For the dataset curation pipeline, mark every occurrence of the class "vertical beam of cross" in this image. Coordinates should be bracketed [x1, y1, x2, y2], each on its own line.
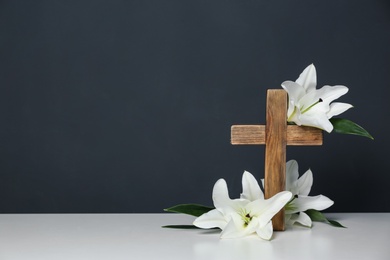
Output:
[231, 89, 323, 231]
[264, 90, 287, 230]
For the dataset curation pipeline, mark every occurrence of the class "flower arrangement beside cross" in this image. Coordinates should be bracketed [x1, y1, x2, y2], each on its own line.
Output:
[163, 64, 372, 240]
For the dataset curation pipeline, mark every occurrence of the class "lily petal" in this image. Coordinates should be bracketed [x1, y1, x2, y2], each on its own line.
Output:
[285, 213, 294, 226]
[255, 221, 273, 240]
[220, 213, 253, 239]
[281, 81, 306, 118]
[320, 85, 349, 104]
[296, 169, 313, 196]
[288, 212, 312, 227]
[327, 102, 353, 118]
[286, 160, 299, 195]
[212, 180, 247, 216]
[287, 104, 303, 125]
[295, 64, 317, 93]
[281, 81, 307, 103]
[288, 195, 334, 213]
[298, 111, 334, 133]
[245, 215, 261, 236]
[240, 171, 264, 201]
[193, 209, 227, 229]
[248, 191, 292, 226]
[301, 85, 349, 107]
[212, 179, 232, 210]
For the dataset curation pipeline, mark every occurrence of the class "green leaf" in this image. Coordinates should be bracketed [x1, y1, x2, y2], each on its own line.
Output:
[164, 204, 214, 217]
[305, 209, 327, 222]
[330, 118, 374, 140]
[305, 209, 346, 228]
[327, 219, 346, 228]
[162, 225, 202, 229]
[162, 225, 220, 230]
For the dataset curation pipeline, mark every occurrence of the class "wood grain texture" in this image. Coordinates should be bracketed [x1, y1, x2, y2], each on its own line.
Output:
[287, 125, 323, 145]
[231, 125, 322, 145]
[231, 125, 266, 144]
[264, 89, 287, 231]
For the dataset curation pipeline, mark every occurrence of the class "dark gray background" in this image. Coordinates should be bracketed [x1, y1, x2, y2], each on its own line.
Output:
[0, 1, 389, 213]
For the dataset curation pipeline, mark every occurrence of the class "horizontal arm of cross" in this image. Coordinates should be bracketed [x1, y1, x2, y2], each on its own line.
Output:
[231, 125, 323, 145]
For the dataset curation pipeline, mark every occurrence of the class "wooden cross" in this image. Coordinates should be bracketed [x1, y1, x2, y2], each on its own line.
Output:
[231, 89, 323, 231]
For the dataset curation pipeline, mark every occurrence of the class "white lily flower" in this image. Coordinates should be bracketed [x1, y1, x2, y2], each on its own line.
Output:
[284, 160, 334, 227]
[281, 64, 353, 133]
[193, 171, 292, 240]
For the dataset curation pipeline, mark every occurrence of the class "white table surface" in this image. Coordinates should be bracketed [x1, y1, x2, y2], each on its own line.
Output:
[0, 213, 389, 260]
